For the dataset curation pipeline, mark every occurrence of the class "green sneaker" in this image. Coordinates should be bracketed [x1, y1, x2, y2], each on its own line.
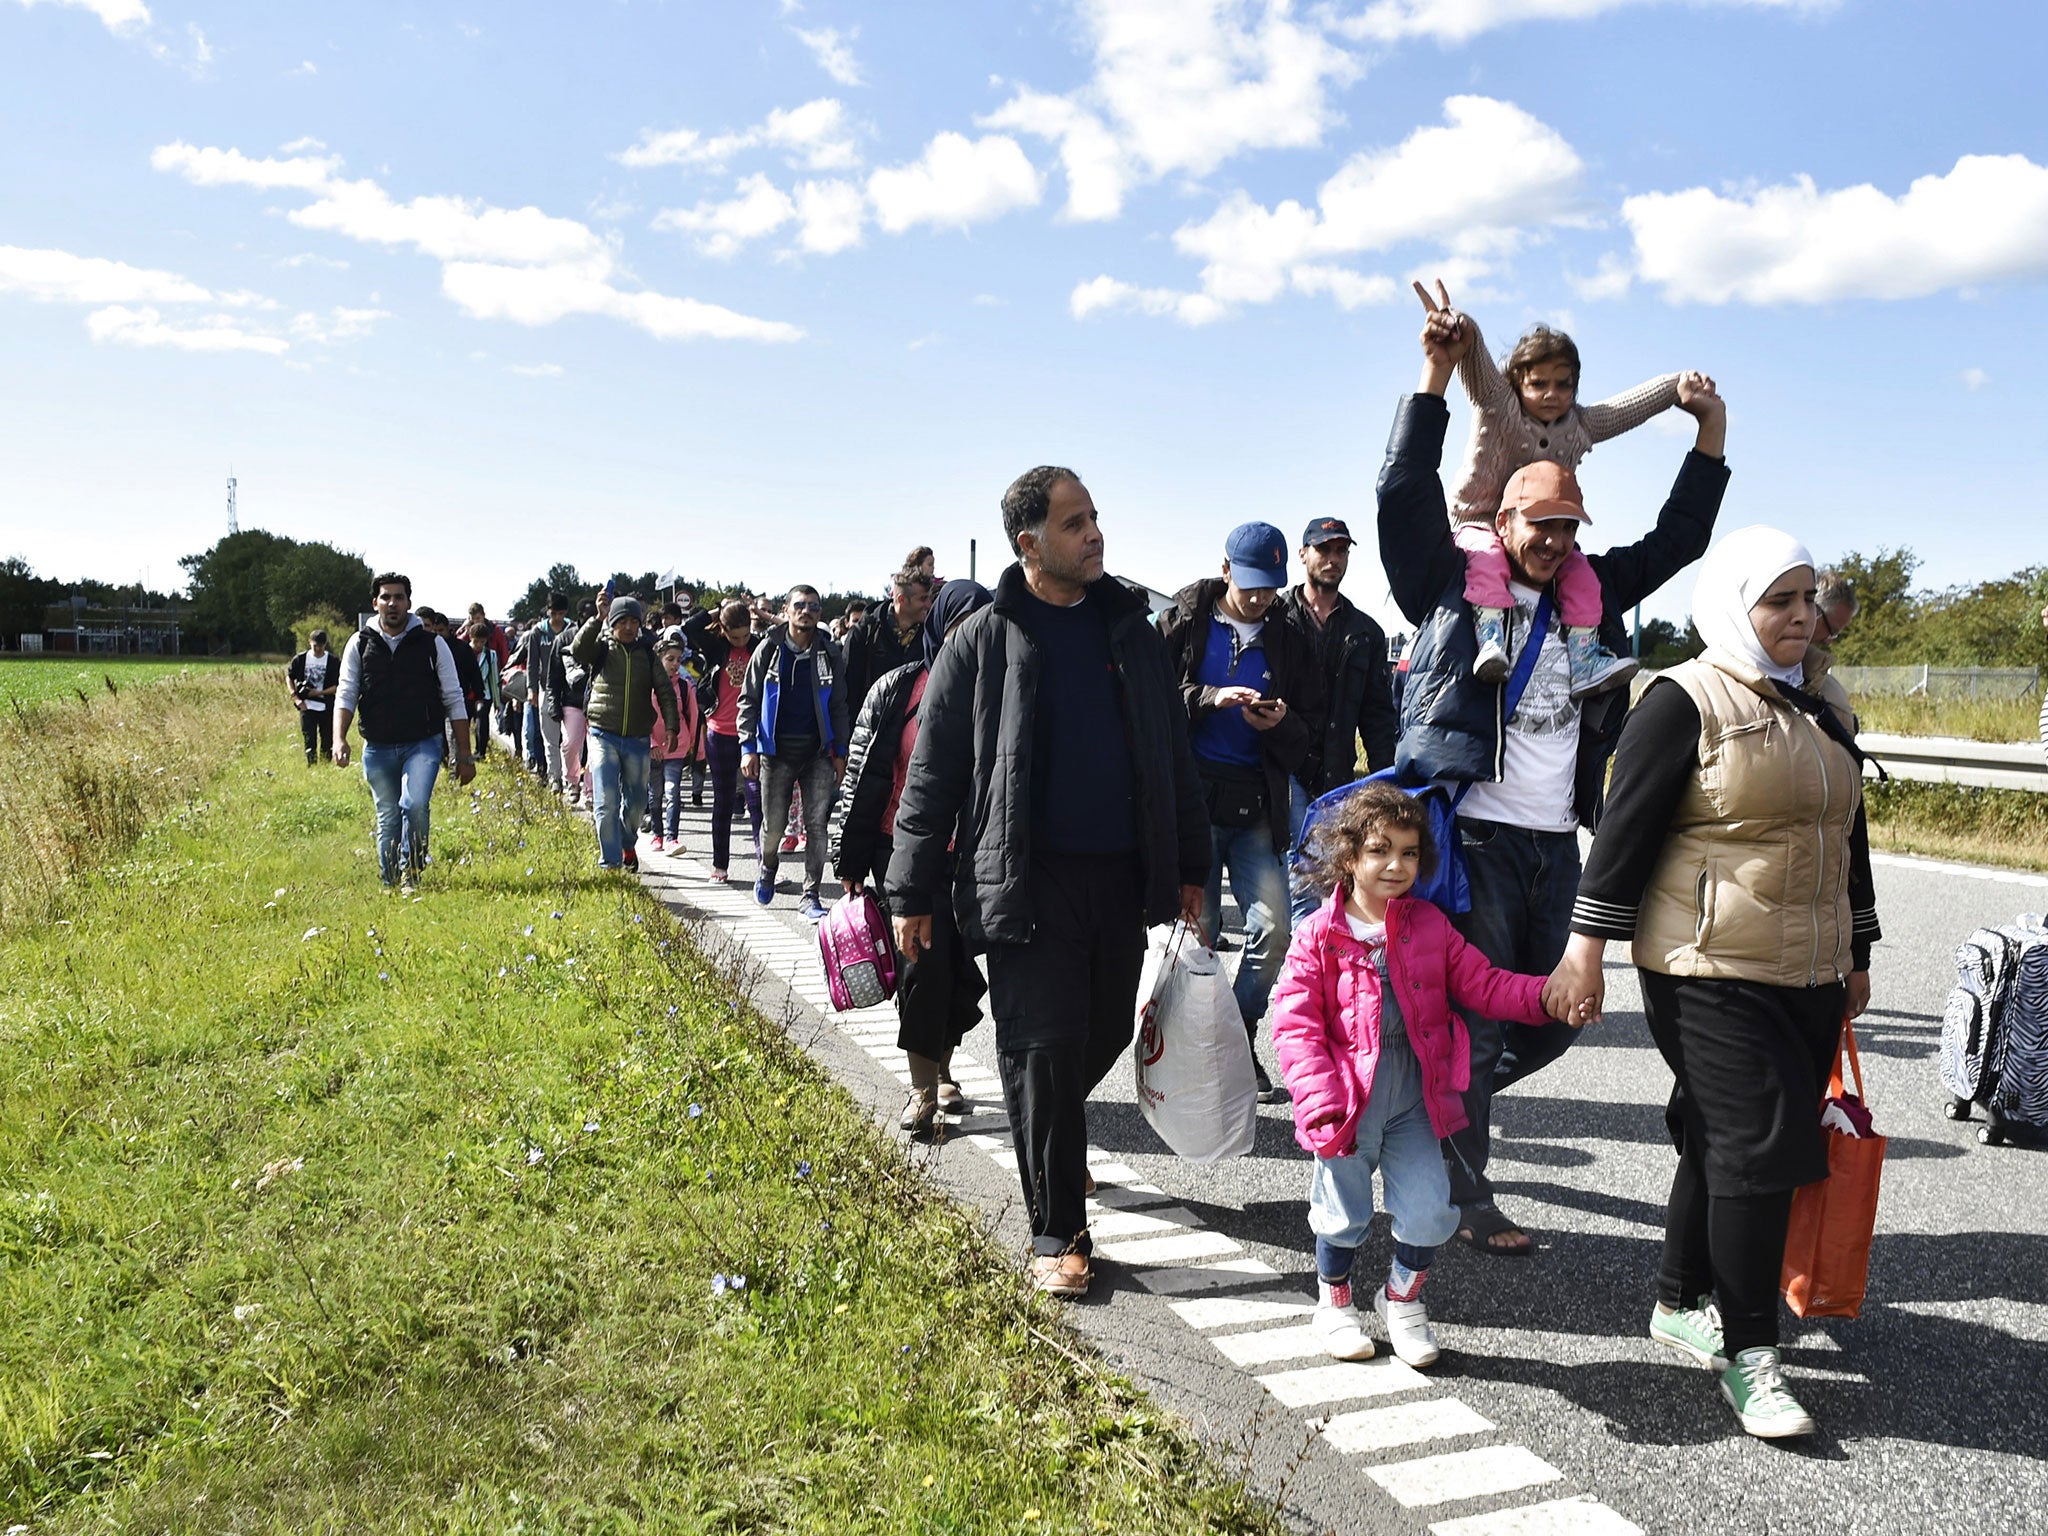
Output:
[1718, 1347, 1816, 1439]
[1649, 1297, 1727, 1369]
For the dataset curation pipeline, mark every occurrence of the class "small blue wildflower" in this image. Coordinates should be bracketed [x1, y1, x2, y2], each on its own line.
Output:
[551, 911, 563, 920]
[631, 913, 643, 924]
[711, 1273, 729, 1297]
[730, 1274, 747, 1291]
[583, 1119, 599, 1133]
[525, 953, 537, 964]
[666, 1004, 678, 1018]
[497, 966, 507, 978]
[523, 925, 534, 936]
[378, 971, 389, 981]
[687, 1103, 703, 1118]
[526, 1146, 545, 1167]
[795, 1160, 813, 1180]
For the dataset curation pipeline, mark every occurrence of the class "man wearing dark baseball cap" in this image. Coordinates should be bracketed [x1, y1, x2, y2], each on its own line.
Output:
[1277, 516, 1397, 922]
[1159, 520, 1325, 1100]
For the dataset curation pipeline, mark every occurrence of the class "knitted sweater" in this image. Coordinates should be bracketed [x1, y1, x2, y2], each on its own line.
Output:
[1450, 315, 1681, 523]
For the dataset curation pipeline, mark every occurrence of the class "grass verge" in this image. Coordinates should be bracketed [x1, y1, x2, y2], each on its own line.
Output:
[1863, 779, 2048, 873]
[0, 728, 1280, 1534]
[0, 663, 271, 923]
[1849, 692, 2040, 744]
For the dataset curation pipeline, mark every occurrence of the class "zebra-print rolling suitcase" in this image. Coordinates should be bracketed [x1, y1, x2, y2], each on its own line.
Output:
[1941, 914, 2048, 1146]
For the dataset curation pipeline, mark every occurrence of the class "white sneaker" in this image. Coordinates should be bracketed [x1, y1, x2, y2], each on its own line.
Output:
[1374, 1287, 1441, 1367]
[1313, 1280, 1375, 1360]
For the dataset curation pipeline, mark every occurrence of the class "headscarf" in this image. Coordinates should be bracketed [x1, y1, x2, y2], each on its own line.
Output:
[923, 578, 993, 666]
[1690, 525, 1815, 688]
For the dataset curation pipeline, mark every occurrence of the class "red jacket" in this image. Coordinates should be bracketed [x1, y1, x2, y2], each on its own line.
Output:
[1270, 890, 1549, 1157]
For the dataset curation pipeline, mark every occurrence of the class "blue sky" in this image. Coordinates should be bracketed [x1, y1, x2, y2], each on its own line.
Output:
[3, 0, 2045, 631]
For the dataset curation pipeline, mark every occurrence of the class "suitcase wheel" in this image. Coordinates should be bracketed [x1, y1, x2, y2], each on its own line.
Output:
[1978, 1124, 2005, 1147]
[1945, 1098, 1971, 1122]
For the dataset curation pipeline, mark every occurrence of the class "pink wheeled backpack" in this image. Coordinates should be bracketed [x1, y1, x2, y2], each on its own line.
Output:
[818, 888, 898, 1011]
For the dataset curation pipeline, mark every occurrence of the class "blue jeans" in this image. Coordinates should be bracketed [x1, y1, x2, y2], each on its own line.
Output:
[588, 727, 651, 869]
[360, 735, 443, 886]
[650, 758, 687, 839]
[1444, 815, 1583, 1208]
[1200, 820, 1291, 1031]
[524, 703, 546, 774]
[1307, 1031, 1461, 1259]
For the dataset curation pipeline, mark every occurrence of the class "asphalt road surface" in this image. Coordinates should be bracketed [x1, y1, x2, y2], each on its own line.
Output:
[637, 795, 2048, 1536]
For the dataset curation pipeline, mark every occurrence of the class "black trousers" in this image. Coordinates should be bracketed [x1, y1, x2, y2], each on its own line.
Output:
[299, 707, 333, 762]
[873, 835, 987, 1060]
[1642, 969, 1844, 1355]
[985, 853, 1146, 1258]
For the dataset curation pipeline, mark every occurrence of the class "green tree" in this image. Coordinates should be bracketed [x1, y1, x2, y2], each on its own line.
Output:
[265, 543, 374, 642]
[509, 563, 583, 623]
[1635, 617, 1699, 668]
[180, 530, 297, 652]
[290, 607, 352, 653]
[1823, 547, 1919, 665]
[0, 557, 61, 648]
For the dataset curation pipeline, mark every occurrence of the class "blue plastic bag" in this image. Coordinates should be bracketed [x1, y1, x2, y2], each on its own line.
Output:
[1290, 767, 1471, 915]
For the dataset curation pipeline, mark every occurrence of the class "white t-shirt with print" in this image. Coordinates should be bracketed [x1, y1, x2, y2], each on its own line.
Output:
[1455, 580, 1580, 832]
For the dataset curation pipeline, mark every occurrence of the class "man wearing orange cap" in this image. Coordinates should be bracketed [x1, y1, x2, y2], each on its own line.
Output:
[1380, 281, 1729, 1256]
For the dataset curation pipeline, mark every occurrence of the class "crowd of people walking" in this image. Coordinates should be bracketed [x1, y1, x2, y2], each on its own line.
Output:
[300, 282, 1882, 1443]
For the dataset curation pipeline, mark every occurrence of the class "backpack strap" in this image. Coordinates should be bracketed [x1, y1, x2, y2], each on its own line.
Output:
[1450, 590, 1553, 811]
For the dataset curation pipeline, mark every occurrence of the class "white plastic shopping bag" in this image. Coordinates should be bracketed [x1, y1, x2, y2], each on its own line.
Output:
[1134, 922, 1258, 1162]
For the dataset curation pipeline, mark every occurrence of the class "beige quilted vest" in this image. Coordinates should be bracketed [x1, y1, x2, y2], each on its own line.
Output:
[1633, 649, 1863, 987]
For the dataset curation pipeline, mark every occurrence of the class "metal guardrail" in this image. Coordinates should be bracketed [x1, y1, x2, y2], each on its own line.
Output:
[1858, 732, 2048, 793]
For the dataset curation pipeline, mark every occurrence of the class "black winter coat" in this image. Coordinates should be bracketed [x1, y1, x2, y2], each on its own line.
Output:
[884, 562, 1210, 950]
[829, 659, 925, 889]
[842, 604, 925, 722]
[1156, 577, 1325, 857]
[1275, 585, 1396, 794]
[1377, 392, 1728, 829]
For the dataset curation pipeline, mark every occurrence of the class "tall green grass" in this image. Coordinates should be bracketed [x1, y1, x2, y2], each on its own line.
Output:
[1862, 779, 2048, 873]
[0, 665, 274, 923]
[0, 731, 1278, 1533]
[1849, 691, 2041, 743]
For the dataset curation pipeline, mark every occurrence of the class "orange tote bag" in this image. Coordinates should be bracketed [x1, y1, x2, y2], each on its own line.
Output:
[1781, 1016, 1887, 1319]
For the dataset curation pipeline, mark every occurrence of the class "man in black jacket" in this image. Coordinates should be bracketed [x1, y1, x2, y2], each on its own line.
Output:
[1276, 517, 1397, 921]
[842, 567, 934, 718]
[1157, 522, 1325, 1101]
[888, 466, 1207, 1299]
[286, 629, 338, 765]
[1385, 282, 1728, 1255]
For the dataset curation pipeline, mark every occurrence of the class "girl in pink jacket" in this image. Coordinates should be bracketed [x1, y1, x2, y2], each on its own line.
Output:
[1270, 782, 1571, 1366]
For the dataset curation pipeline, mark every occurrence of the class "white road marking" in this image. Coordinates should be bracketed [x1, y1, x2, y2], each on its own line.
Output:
[1131, 1259, 1280, 1294]
[1093, 1229, 1243, 1266]
[1084, 1206, 1205, 1241]
[1168, 1292, 1316, 1329]
[1255, 1358, 1430, 1407]
[1321, 1398, 1495, 1455]
[1211, 1323, 1328, 1367]
[1367, 1446, 1565, 1508]
[1871, 851, 2048, 888]
[1429, 1495, 1645, 1535]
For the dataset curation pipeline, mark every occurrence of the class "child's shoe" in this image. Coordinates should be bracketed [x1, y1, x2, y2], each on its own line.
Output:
[1719, 1347, 1815, 1439]
[1312, 1279, 1375, 1361]
[649, 835, 665, 853]
[1472, 607, 1511, 684]
[1565, 626, 1639, 699]
[1374, 1286, 1441, 1368]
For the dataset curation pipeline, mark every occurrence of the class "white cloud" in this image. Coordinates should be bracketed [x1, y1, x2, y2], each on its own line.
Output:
[0, 245, 213, 305]
[982, 0, 1358, 220]
[289, 59, 318, 76]
[1617, 152, 2048, 304]
[793, 179, 866, 254]
[279, 251, 350, 270]
[10, 0, 150, 35]
[288, 305, 390, 343]
[85, 305, 288, 355]
[792, 24, 864, 86]
[280, 136, 328, 154]
[1069, 274, 1223, 325]
[508, 362, 564, 378]
[867, 132, 1043, 234]
[1962, 367, 1989, 391]
[653, 175, 797, 258]
[187, 22, 211, 62]
[616, 98, 861, 173]
[1337, 0, 1831, 45]
[1107, 95, 1582, 322]
[155, 140, 804, 344]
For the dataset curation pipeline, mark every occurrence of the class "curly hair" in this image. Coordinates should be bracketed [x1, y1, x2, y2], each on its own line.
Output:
[1504, 324, 1582, 395]
[1001, 465, 1080, 555]
[1300, 781, 1436, 897]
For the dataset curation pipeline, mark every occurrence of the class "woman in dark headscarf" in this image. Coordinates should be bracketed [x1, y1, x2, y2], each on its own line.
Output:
[830, 579, 994, 1136]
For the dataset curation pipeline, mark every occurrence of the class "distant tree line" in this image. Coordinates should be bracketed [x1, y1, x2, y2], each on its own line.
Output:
[508, 563, 873, 625]
[1630, 548, 2048, 671]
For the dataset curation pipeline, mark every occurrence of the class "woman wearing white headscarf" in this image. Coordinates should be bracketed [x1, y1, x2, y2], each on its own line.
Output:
[1549, 525, 1880, 1441]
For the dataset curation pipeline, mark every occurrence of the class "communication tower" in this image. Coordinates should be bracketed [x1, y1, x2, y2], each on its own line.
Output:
[227, 474, 238, 535]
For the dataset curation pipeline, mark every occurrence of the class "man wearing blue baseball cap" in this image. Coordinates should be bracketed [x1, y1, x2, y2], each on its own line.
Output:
[1278, 517, 1398, 922]
[1158, 520, 1326, 1100]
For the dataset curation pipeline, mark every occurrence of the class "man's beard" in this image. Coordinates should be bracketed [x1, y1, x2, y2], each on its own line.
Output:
[1308, 571, 1341, 593]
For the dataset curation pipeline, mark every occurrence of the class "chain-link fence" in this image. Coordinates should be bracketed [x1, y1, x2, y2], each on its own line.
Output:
[1835, 665, 2041, 701]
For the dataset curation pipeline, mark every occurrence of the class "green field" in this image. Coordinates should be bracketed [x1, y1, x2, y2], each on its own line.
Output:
[0, 717, 1275, 1533]
[0, 657, 263, 710]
